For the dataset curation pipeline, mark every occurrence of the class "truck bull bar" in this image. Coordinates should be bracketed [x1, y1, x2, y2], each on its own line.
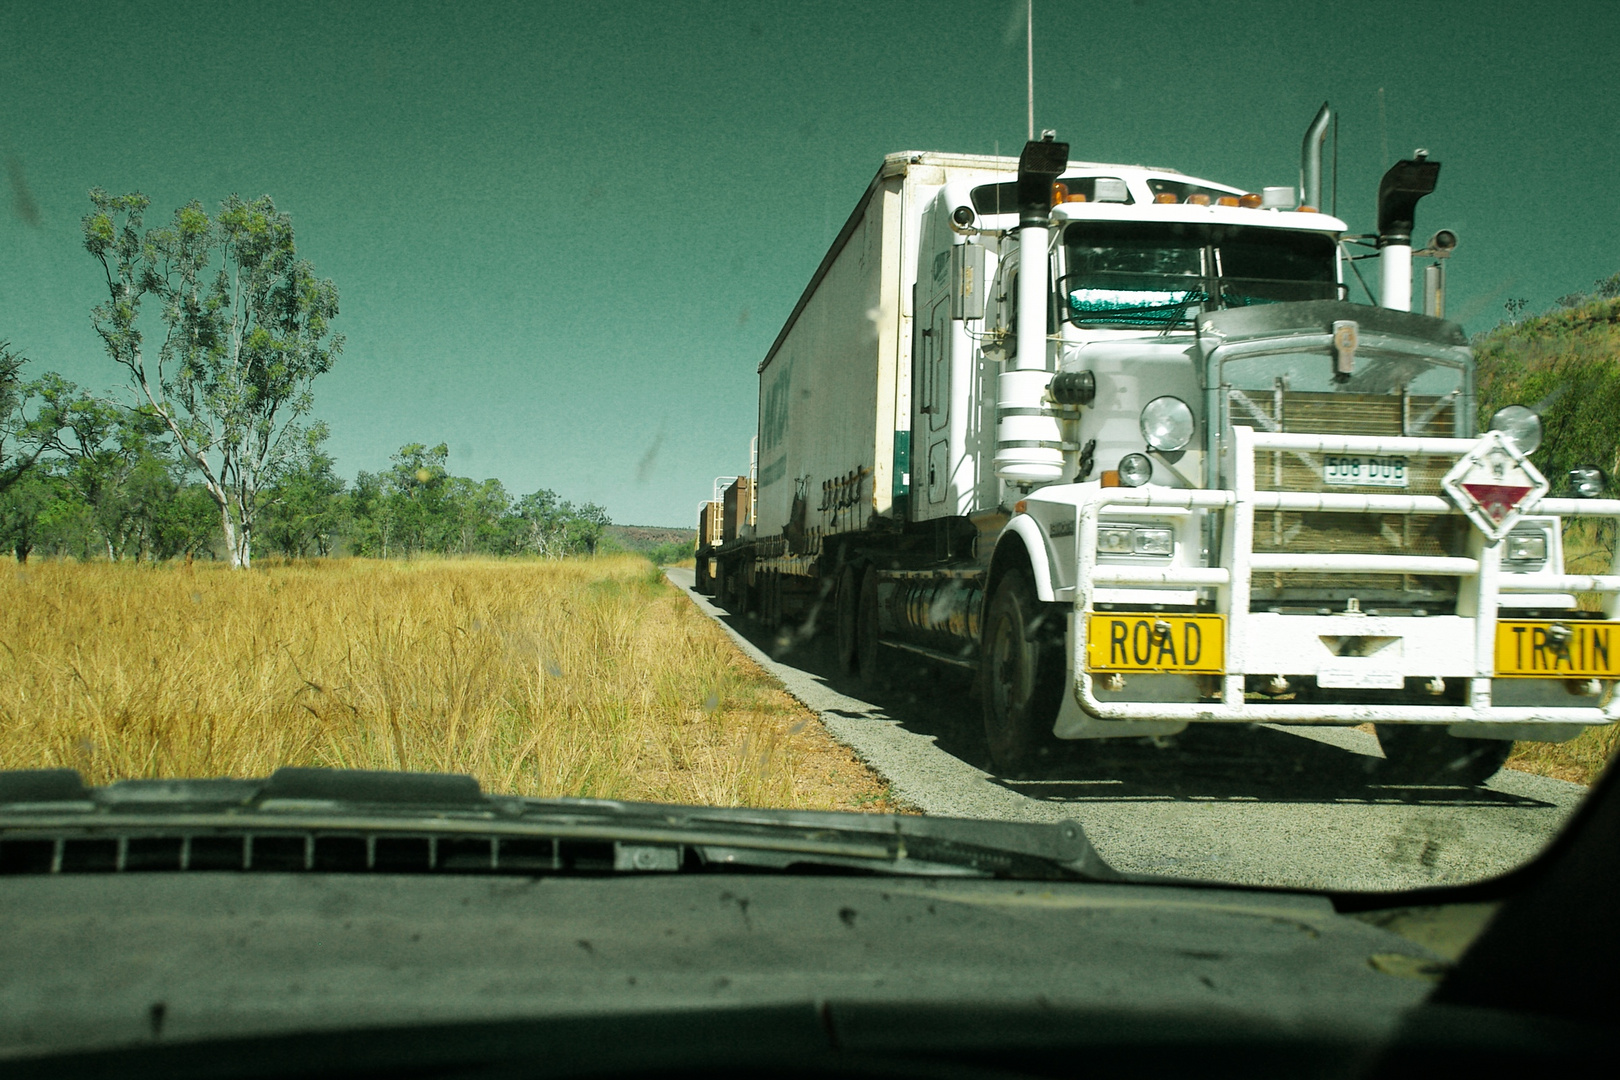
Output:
[1072, 426, 1620, 725]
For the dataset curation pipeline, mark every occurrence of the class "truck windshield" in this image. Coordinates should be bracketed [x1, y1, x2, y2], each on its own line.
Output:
[1061, 222, 1339, 328]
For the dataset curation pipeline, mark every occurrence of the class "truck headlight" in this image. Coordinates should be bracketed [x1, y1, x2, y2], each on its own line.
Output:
[1118, 453, 1153, 487]
[1134, 528, 1174, 555]
[1505, 529, 1548, 564]
[1489, 405, 1543, 455]
[1140, 396, 1195, 452]
[1096, 525, 1174, 556]
[1098, 526, 1136, 553]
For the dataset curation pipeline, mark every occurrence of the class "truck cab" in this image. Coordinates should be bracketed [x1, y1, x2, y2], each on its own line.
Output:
[953, 141, 1620, 777]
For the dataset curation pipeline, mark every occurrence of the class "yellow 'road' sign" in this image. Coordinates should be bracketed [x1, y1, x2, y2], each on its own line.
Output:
[1086, 614, 1225, 673]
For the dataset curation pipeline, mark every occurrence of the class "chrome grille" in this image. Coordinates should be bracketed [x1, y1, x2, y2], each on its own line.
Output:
[1230, 388, 1467, 606]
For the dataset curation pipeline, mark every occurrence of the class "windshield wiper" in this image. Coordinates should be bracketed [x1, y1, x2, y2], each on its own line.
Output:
[0, 767, 1120, 882]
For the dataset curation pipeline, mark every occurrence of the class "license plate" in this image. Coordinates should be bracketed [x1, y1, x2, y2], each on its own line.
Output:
[1496, 620, 1620, 677]
[1086, 614, 1225, 673]
[1322, 454, 1408, 487]
[1317, 665, 1405, 689]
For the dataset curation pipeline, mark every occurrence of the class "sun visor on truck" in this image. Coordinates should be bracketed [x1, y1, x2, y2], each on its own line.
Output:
[1197, 299, 1467, 348]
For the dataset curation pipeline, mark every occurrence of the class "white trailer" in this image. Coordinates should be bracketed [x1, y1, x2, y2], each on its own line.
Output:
[710, 110, 1620, 781]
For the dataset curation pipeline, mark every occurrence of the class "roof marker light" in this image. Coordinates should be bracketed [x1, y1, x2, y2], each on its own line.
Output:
[1216, 196, 1240, 207]
[1154, 192, 1177, 204]
[1239, 193, 1263, 208]
[1188, 194, 1211, 206]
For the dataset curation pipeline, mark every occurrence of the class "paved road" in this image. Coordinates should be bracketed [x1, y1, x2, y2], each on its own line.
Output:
[666, 567, 1589, 891]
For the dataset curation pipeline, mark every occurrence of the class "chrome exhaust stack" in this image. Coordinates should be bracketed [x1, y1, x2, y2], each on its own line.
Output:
[994, 133, 1069, 487]
[1299, 102, 1331, 212]
[1376, 152, 1441, 311]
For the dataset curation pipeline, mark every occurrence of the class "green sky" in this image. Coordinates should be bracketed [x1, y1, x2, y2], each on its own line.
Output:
[3, 0, 1617, 526]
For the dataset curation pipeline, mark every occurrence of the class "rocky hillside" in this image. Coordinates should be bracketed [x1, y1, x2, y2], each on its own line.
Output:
[1474, 280, 1620, 496]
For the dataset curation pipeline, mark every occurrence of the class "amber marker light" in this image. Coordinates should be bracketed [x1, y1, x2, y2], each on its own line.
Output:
[1154, 192, 1177, 204]
[1239, 193, 1262, 208]
[1100, 471, 1121, 488]
[1014, 500, 1029, 514]
[1216, 196, 1240, 207]
[1188, 194, 1211, 205]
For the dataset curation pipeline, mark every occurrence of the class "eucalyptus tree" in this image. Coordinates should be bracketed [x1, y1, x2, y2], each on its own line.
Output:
[82, 190, 342, 567]
[257, 422, 347, 557]
[0, 342, 61, 497]
[510, 488, 573, 557]
[384, 442, 451, 557]
[0, 471, 62, 562]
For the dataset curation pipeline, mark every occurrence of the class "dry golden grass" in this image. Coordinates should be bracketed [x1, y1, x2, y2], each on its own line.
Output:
[1506, 726, 1619, 786]
[0, 555, 898, 810]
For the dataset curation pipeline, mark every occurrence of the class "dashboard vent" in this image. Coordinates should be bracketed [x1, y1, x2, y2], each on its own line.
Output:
[0, 832, 661, 876]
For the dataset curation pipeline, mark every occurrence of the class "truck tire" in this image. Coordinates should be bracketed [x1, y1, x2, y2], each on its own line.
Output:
[720, 563, 747, 615]
[1375, 725, 1513, 787]
[856, 567, 883, 684]
[980, 567, 1064, 775]
[835, 566, 860, 674]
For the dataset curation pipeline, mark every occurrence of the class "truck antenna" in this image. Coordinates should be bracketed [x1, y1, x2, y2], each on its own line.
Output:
[1026, 0, 1034, 139]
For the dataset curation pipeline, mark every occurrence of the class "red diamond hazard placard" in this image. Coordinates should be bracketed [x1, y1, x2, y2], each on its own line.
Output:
[1441, 430, 1549, 541]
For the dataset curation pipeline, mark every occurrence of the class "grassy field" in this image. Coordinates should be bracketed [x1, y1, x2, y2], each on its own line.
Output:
[2, 552, 1613, 796]
[0, 556, 898, 810]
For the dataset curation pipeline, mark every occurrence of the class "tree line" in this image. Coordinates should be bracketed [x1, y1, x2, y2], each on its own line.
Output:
[0, 373, 610, 563]
[1, 189, 611, 565]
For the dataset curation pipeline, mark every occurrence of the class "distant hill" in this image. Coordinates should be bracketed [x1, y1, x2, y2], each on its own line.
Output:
[601, 525, 696, 563]
[605, 524, 697, 551]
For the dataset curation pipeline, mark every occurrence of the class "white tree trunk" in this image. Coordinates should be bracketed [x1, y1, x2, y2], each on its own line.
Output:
[219, 502, 243, 569]
[237, 512, 252, 569]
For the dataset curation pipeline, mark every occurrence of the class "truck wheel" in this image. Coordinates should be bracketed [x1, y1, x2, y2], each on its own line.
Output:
[980, 568, 1064, 775]
[835, 566, 860, 673]
[856, 567, 883, 684]
[769, 572, 784, 630]
[1375, 726, 1513, 787]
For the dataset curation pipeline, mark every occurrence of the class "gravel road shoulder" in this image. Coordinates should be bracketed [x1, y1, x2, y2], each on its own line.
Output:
[665, 567, 1589, 891]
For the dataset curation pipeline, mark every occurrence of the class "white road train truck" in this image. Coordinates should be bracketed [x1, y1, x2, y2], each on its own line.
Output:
[707, 109, 1620, 780]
